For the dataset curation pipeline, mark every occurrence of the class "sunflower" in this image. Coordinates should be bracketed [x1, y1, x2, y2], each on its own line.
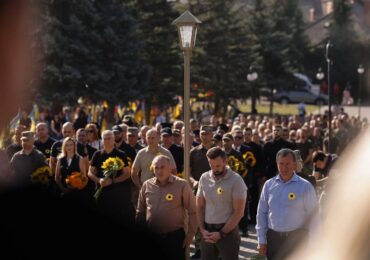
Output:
[30, 166, 52, 185]
[101, 157, 116, 170]
[217, 187, 223, 195]
[165, 193, 174, 201]
[243, 152, 257, 167]
[227, 155, 240, 172]
[288, 192, 296, 200]
[114, 157, 125, 170]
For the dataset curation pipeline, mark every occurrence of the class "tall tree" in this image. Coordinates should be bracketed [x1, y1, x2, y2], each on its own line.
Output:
[127, 0, 182, 124]
[34, 0, 147, 112]
[185, 0, 252, 116]
[328, 0, 362, 102]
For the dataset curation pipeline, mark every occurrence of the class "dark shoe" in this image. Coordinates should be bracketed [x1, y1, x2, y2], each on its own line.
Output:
[242, 230, 249, 237]
[191, 250, 201, 259]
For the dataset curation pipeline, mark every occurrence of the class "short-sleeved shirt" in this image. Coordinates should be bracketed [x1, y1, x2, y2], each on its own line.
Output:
[77, 142, 97, 160]
[34, 137, 56, 158]
[117, 141, 137, 163]
[50, 140, 63, 158]
[132, 146, 176, 184]
[91, 148, 129, 179]
[136, 175, 197, 235]
[190, 144, 215, 181]
[196, 168, 247, 224]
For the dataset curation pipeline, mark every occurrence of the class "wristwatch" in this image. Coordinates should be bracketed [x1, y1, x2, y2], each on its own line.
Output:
[219, 230, 226, 239]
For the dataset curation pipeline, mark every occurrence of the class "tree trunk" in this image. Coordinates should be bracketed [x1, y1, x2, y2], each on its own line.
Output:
[144, 98, 152, 126]
[106, 103, 115, 129]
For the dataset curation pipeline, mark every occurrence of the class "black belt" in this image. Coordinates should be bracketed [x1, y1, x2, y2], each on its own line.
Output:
[268, 228, 307, 238]
[204, 223, 225, 232]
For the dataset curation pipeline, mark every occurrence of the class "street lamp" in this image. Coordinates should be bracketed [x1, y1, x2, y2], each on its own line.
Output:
[316, 67, 325, 114]
[325, 40, 333, 153]
[174, 11, 201, 184]
[247, 66, 258, 114]
[357, 64, 365, 118]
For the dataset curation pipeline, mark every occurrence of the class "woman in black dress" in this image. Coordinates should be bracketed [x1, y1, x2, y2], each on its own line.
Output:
[55, 137, 87, 202]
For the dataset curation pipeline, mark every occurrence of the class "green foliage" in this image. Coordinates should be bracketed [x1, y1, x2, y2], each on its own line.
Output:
[127, 0, 182, 106]
[34, 0, 147, 105]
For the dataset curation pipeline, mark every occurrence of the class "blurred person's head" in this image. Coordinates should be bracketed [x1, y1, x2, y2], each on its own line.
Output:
[139, 125, 150, 145]
[200, 125, 213, 145]
[206, 147, 227, 176]
[173, 120, 184, 130]
[252, 129, 260, 144]
[282, 128, 289, 141]
[273, 125, 283, 140]
[112, 125, 124, 143]
[289, 129, 297, 142]
[35, 122, 49, 140]
[21, 131, 35, 152]
[173, 129, 182, 145]
[190, 119, 198, 132]
[127, 127, 139, 147]
[60, 137, 76, 159]
[152, 155, 172, 185]
[160, 127, 173, 148]
[118, 123, 128, 142]
[14, 124, 26, 144]
[76, 128, 87, 144]
[232, 129, 244, 147]
[85, 123, 99, 142]
[101, 130, 115, 151]
[222, 133, 233, 152]
[276, 148, 297, 182]
[62, 122, 75, 139]
[146, 129, 159, 148]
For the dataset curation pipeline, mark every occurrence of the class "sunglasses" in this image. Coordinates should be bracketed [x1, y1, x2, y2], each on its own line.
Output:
[86, 130, 94, 133]
[234, 136, 243, 140]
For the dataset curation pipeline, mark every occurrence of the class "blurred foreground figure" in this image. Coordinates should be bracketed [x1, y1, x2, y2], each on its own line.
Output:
[290, 129, 370, 260]
[0, 1, 169, 259]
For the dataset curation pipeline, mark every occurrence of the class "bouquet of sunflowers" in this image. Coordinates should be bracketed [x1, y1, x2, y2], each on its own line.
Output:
[31, 166, 52, 185]
[65, 171, 88, 190]
[242, 152, 257, 178]
[94, 157, 124, 200]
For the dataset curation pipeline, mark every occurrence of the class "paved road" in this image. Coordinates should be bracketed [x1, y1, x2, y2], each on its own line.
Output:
[189, 224, 259, 259]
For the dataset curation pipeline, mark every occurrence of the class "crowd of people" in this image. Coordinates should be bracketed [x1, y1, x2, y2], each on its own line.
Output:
[1, 104, 368, 259]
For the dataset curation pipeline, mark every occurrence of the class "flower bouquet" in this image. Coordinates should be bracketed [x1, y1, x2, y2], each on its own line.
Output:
[94, 157, 125, 200]
[242, 152, 257, 178]
[31, 166, 52, 185]
[176, 172, 184, 179]
[65, 171, 88, 190]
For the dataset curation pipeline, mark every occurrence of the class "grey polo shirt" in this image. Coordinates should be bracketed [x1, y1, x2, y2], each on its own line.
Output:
[197, 168, 247, 224]
[132, 145, 176, 184]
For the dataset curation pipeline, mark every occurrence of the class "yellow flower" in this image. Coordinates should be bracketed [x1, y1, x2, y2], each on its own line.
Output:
[30, 166, 52, 185]
[165, 193, 174, 201]
[243, 151, 256, 167]
[217, 187, 223, 195]
[288, 192, 296, 200]
[114, 157, 125, 170]
[227, 155, 240, 172]
[101, 157, 116, 170]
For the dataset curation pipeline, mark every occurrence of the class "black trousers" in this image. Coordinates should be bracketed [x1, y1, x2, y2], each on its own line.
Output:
[266, 229, 308, 260]
[157, 228, 185, 260]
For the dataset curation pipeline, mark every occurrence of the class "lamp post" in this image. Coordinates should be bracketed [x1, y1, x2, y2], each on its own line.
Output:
[316, 67, 325, 115]
[357, 64, 365, 118]
[174, 11, 201, 184]
[247, 66, 258, 114]
[325, 40, 333, 153]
